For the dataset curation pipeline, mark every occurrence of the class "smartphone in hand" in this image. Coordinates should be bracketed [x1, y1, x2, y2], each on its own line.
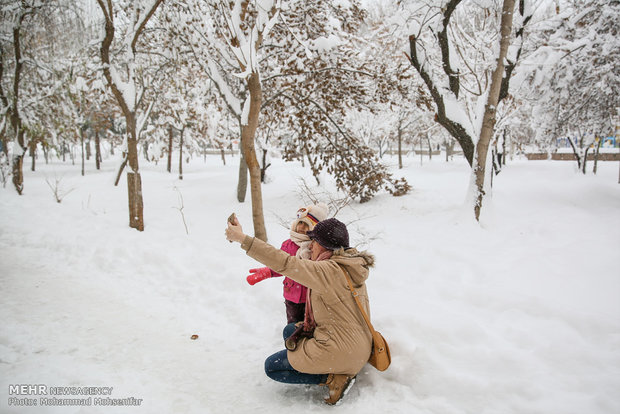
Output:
[227, 213, 236, 243]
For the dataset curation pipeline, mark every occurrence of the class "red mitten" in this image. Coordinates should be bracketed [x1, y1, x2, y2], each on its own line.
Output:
[246, 267, 272, 285]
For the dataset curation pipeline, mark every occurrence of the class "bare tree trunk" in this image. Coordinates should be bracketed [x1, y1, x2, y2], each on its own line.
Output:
[260, 148, 270, 183]
[492, 145, 500, 177]
[11, 151, 23, 194]
[125, 116, 144, 230]
[167, 125, 173, 173]
[473, 0, 515, 221]
[398, 125, 403, 169]
[593, 136, 601, 175]
[178, 128, 184, 180]
[220, 147, 226, 165]
[582, 148, 589, 174]
[29, 140, 36, 171]
[96, 0, 162, 232]
[114, 153, 127, 187]
[43, 142, 49, 164]
[409, 36, 474, 164]
[419, 139, 423, 166]
[85, 137, 91, 160]
[95, 130, 101, 170]
[241, 72, 267, 242]
[567, 135, 584, 173]
[5, 14, 26, 195]
[501, 129, 507, 167]
[408, 0, 530, 219]
[237, 151, 248, 202]
[426, 132, 432, 160]
[300, 147, 305, 168]
[80, 129, 85, 176]
[445, 139, 454, 162]
[0, 131, 7, 159]
[127, 170, 143, 231]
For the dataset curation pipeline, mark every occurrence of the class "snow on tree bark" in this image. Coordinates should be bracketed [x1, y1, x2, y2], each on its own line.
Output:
[524, 0, 619, 173]
[95, 0, 165, 232]
[1, 8, 28, 195]
[406, 0, 531, 221]
[242, 72, 267, 241]
[473, 0, 516, 221]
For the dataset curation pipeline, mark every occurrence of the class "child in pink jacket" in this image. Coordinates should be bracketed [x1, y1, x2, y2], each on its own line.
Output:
[246, 203, 328, 323]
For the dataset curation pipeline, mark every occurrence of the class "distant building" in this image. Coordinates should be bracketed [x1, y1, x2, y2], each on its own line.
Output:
[555, 136, 618, 148]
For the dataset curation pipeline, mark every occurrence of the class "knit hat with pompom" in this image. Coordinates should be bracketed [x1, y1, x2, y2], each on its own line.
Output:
[291, 202, 329, 232]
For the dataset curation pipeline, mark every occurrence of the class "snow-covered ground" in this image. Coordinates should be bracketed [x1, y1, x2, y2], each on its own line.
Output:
[1, 153, 619, 414]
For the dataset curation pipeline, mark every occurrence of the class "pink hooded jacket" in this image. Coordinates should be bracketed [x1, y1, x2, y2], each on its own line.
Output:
[270, 239, 307, 303]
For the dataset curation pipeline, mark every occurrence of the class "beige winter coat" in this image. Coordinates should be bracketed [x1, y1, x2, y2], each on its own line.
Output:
[241, 236, 374, 376]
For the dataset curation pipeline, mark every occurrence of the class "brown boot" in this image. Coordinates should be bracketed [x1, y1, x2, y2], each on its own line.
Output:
[321, 373, 356, 405]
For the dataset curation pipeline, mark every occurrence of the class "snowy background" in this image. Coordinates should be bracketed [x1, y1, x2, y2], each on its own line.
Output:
[1, 153, 619, 414]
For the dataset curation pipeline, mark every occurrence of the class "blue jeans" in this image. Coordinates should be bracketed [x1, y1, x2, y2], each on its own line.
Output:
[264, 323, 328, 385]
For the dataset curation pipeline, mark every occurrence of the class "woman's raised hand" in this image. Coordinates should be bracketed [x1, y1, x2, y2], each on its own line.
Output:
[225, 216, 245, 243]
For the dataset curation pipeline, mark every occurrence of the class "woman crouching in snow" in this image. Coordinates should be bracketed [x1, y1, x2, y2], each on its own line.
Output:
[226, 216, 375, 405]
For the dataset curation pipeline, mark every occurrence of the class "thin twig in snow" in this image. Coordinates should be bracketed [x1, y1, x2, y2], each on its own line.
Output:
[172, 186, 189, 235]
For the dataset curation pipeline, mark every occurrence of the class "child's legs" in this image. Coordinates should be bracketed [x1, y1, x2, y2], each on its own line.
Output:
[264, 349, 328, 385]
[284, 300, 305, 324]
